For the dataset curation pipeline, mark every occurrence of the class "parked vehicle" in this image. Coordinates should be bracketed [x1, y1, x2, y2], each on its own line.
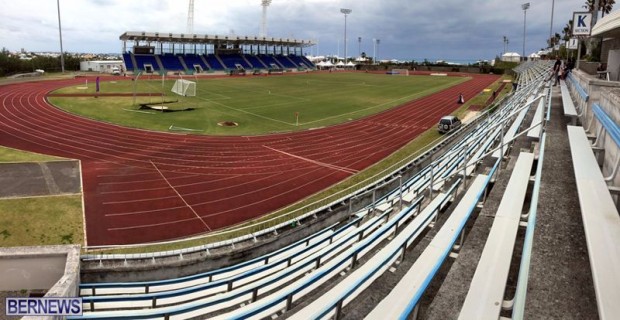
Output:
[437, 115, 461, 134]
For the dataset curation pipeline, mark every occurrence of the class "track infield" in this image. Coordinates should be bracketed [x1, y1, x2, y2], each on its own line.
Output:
[0, 72, 499, 246]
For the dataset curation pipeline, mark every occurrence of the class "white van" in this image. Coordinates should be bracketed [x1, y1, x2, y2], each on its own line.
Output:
[111, 67, 121, 75]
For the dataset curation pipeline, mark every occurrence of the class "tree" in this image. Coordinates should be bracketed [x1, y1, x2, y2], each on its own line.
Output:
[547, 33, 562, 48]
[582, 0, 614, 60]
[562, 20, 573, 41]
[584, 0, 615, 17]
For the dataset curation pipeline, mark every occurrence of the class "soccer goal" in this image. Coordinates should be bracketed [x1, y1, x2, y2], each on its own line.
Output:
[390, 69, 409, 76]
[171, 79, 196, 97]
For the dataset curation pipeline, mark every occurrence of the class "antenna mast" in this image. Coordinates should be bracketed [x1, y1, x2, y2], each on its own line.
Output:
[261, 0, 272, 37]
[187, 0, 195, 34]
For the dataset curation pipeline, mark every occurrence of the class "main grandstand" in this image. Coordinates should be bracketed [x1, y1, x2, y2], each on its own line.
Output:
[119, 31, 316, 75]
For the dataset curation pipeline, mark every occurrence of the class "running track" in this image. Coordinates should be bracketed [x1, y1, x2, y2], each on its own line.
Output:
[0, 73, 499, 246]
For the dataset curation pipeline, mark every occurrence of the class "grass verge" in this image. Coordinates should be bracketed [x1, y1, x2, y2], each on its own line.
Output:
[0, 195, 84, 247]
[0, 146, 64, 163]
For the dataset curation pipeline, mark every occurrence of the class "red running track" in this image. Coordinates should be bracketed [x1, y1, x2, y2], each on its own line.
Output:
[0, 73, 499, 246]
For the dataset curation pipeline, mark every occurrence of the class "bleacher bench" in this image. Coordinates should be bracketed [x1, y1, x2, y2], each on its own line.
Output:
[560, 80, 578, 125]
[566, 125, 620, 319]
[366, 174, 491, 320]
[459, 152, 534, 319]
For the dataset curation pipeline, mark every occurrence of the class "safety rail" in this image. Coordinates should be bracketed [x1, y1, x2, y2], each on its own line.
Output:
[365, 161, 499, 320]
[71, 195, 429, 319]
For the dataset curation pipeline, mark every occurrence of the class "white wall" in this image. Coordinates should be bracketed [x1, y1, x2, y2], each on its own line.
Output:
[79, 61, 123, 73]
[608, 49, 620, 81]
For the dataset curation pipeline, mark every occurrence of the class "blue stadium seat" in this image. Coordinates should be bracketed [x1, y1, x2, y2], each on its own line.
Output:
[159, 54, 185, 72]
[205, 54, 225, 70]
[183, 54, 209, 71]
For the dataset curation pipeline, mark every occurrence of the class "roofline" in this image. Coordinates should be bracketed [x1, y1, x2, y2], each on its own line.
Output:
[119, 31, 316, 47]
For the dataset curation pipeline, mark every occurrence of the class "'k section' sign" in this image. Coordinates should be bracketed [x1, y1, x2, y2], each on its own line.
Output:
[572, 12, 593, 36]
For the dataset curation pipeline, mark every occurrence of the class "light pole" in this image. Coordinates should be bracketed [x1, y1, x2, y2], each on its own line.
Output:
[358, 36, 361, 58]
[373, 38, 380, 65]
[503, 36, 509, 54]
[549, 0, 555, 49]
[522, 3, 530, 60]
[375, 39, 380, 65]
[340, 8, 352, 62]
[57, 0, 65, 73]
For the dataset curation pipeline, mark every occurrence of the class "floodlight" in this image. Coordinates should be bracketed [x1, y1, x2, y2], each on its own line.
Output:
[340, 9, 352, 62]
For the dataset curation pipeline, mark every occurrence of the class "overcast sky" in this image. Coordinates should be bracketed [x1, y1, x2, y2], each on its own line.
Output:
[0, 0, 606, 62]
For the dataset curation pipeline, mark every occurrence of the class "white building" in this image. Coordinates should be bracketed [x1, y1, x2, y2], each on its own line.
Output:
[501, 52, 521, 63]
[79, 60, 124, 73]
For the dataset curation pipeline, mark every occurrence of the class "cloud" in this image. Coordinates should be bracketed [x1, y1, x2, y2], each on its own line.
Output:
[0, 0, 606, 60]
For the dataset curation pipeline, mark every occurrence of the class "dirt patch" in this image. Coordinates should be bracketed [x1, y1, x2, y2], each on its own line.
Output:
[218, 121, 239, 127]
[461, 111, 480, 125]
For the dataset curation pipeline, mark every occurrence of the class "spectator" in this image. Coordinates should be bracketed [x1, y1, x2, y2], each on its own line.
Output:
[552, 56, 562, 86]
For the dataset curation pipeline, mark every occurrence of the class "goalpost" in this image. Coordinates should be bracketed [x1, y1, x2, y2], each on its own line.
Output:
[390, 69, 409, 76]
[171, 79, 196, 97]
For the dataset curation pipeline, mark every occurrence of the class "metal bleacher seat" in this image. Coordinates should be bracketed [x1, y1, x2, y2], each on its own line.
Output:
[560, 80, 578, 124]
[365, 173, 494, 320]
[79, 221, 349, 297]
[287, 184, 459, 320]
[458, 152, 534, 319]
[566, 125, 620, 320]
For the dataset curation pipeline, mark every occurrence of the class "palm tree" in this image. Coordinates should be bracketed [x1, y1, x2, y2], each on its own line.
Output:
[584, 0, 615, 17]
[562, 20, 573, 41]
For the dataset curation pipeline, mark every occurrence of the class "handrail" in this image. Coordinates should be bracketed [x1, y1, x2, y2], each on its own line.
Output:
[566, 73, 589, 102]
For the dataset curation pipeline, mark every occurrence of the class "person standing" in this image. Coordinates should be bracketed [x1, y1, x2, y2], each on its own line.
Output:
[553, 56, 562, 86]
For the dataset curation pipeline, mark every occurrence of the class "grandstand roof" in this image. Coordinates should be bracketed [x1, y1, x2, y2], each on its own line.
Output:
[119, 31, 315, 47]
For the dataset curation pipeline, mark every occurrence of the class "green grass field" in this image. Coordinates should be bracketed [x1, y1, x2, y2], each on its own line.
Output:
[49, 73, 466, 135]
[0, 195, 83, 247]
[0, 146, 64, 163]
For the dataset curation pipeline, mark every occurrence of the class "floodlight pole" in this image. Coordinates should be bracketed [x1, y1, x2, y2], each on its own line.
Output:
[374, 39, 380, 65]
[522, 3, 530, 60]
[373, 38, 376, 64]
[358, 37, 361, 58]
[549, 0, 555, 48]
[56, 0, 65, 73]
[341, 8, 352, 63]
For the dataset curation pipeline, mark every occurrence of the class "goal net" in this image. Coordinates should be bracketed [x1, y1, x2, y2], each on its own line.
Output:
[171, 79, 196, 97]
[390, 69, 409, 76]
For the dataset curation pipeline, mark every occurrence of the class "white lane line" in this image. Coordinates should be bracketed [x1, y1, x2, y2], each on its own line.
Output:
[150, 160, 211, 231]
[263, 145, 358, 175]
[108, 216, 200, 231]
